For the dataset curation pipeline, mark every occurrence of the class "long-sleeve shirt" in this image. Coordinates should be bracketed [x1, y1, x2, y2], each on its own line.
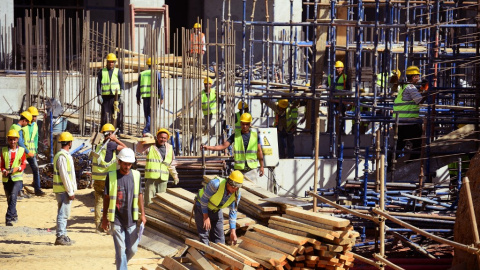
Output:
[1, 147, 27, 173]
[135, 69, 164, 101]
[30, 122, 38, 150]
[56, 149, 77, 196]
[196, 178, 241, 230]
[15, 126, 30, 155]
[96, 68, 125, 96]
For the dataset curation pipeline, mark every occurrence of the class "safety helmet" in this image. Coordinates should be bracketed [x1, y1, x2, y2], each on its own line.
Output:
[156, 128, 171, 140]
[147, 57, 152, 66]
[406, 66, 420, 76]
[117, 148, 136, 163]
[305, 83, 310, 87]
[278, 99, 289, 109]
[20, 111, 32, 123]
[227, 170, 244, 188]
[28, 106, 39, 116]
[239, 113, 252, 123]
[106, 53, 117, 61]
[7, 129, 19, 138]
[204, 77, 213, 84]
[101, 123, 115, 133]
[238, 101, 249, 110]
[392, 69, 401, 78]
[335, 61, 344, 68]
[193, 23, 201, 29]
[58, 131, 73, 142]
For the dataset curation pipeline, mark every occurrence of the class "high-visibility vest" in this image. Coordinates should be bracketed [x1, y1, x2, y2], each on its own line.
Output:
[393, 84, 419, 118]
[1, 147, 24, 182]
[91, 144, 117, 181]
[201, 89, 217, 116]
[376, 72, 392, 88]
[21, 123, 38, 154]
[190, 33, 205, 54]
[140, 70, 152, 98]
[101, 68, 121, 95]
[145, 144, 173, 181]
[235, 112, 241, 130]
[274, 107, 298, 131]
[53, 151, 74, 193]
[107, 170, 141, 222]
[10, 124, 21, 133]
[233, 130, 258, 170]
[327, 74, 347, 90]
[196, 177, 238, 212]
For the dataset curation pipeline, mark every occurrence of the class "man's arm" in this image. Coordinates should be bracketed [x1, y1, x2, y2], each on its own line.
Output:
[57, 155, 75, 198]
[157, 71, 164, 105]
[262, 99, 280, 114]
[138, 193, 146, 225]
[97, 70, 103, 96]
[228, 192, 241, 244]
[108, 135, 126, 151]
[168, 153, 179, 183]
[118, 70, 125, 91]
[257, 143, 265, 177]
[18, 130, 29, 155]
[203, 140, 231, 151]
[136, 73, 141, 102]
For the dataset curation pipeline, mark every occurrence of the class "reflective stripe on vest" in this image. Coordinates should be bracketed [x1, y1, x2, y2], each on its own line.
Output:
[101, 68, 121, 95]
[1, 147, 24, 182]
[22, 123, 38, 154]
[235, 112, 241, 130]
[327, 74, 347, 90]
[196, 177, 238, 211]
[274, 107, 298, 131]
[140, 70, 152, 98]
[92, 144, 117, 181]
[233, 131, 258, 170]
[201, 89, 217, 115]
[393, 84, 419, 118]
[107, 170, 141, 222]
[53, 151, 74, 193]
[145, 144, 173, 181]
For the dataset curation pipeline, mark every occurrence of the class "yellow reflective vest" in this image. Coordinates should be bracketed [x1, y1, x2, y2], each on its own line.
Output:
[107, 170, 141, 222]
[273, 107, 298, 132]
[233, 130, 258, 170]
[53, 151, 74, 193]
[145, 144, 173, 181]
[393, 84, 420, 118]
[101, 68, 120, 95]
[22, 123, 38, 154]
[196, 177, 238, 211]
[140, 70, 152, 98]
[92, 144, 117, 181]
[1, 147, 24, 182]
[201, 89, 217, 116]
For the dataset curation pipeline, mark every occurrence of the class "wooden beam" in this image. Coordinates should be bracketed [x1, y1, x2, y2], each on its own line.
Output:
[285, 208, 350, 228]
[161, 256, 189, 270]
[251, 225, 309, 245]
[211, 243, 260, 267]
[187, 247, 216, 270]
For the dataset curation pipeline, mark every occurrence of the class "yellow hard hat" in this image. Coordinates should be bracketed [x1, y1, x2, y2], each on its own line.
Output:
[28, 106, 39, 116]
[194, 23, 201, 29]
[7, 129, 19, 138]
[156, 128, 171, 140]
[228, 170, 244, 187]
[406, 66, 420, 76]
[392, 69, 401, 78]
[106, 53, 117, 61]
[278, 99, 289, 109]
[305, 83, 310, 87]
[20, 111, 32, 123]
[238, 101, 249, 110]
[58, 131, 73, 142]
[204, 77, 213, 84]
[147, 57, 152, 65]
[101, 123, 115, 133]
[335, 61, 344, 68]
[239, 113, 252, 123]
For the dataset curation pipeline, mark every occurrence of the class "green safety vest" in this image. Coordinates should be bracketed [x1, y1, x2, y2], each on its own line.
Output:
[196, 177, 238, 212]
[201, 89, 217, 116]
[101, 68, 121, 95]
[327, 74, 347, 90]
[53, 150, 74, 193]
[233, 130, 258, 170]
[1, 147, 24, 182]
[140, 69, 152, 98]
[376, 72, 392, 88]
[22, 123, 38, 154]
[145, 144, 173, 181]
[107, 170, 141, 222]
[274, 107, 298, 131]
[235, 112, 241, 130]
[91, 144, 117, 181]
[393, 84, 419, 118]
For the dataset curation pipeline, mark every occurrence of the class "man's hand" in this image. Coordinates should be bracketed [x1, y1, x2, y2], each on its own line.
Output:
[259, 166, 265, 177]
[230, 229, 238, 245]
[201, 145, 210, 151]
[118, 95, 124, 104]
[68, 194, 75, 200]
[27, 152, 35, 158]
[109, 134, 118, 142]
[173, 177, 179, 185]
[97, 96, 103, 105]
[203, 214, 211, 231]
[137, 100, 141, 106]
[2, 170, 8, 177]
[141, 214, 147, 225]
[101, 217, 110, 231]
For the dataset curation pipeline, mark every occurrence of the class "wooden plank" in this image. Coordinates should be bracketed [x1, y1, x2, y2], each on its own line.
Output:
[240, 189, 280, 212]
[286, 208, 350, 228]
[269, 216, 338, 239]
[282, 214, 351, 231]
[252, 224, 309, 245]
[187, 247, 215, 270]
[268, 223, 309, 237]
[233, 246, 276, 270]
[244, 231, 300, 256]
[145, 207, 196, 233]
[260, 197, 312, 207]
[146, 214, 198, 240]
[241, 182, 279, 199]
[149, 202, 195, 227]
[211, 243, 260, 267]
[139, 226, 187, 257]
[156, 192, 194, 215]
[203, 254, 230, 270]
[162, 256, 189, 270]
[239, 240, 286, 265]
[241, 236, 294, 261]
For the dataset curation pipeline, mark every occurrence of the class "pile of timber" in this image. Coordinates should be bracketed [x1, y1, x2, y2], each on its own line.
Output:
[175, 157, 226, 192]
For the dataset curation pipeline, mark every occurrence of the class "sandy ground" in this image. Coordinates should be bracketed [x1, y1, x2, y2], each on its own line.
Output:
[0, 173, 160, 270]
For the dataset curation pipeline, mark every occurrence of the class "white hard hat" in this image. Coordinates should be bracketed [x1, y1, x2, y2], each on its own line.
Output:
[117, 148, 136, 163]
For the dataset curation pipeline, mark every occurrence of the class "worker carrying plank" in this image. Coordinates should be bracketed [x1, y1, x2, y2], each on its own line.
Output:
[194, 170, 244, 245]
[202, 112, 264, 183]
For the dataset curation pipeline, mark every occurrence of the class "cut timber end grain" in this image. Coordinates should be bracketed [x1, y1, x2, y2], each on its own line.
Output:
[286, 208, 350, 228]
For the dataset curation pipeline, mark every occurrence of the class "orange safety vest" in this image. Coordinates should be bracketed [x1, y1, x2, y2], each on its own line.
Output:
[190, 33, 205, 54]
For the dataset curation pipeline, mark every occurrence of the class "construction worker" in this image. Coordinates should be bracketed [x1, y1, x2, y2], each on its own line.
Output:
[102, 148, 146, 270]
[1, 129, 27, 226]
[194, 170, 243, 245]
[393, 65, 427, 160]
[202, 113, 264, 183]
[26, 106, 45, 196]
[190, 23, 206, 65]
[144, 128, 179, 205]
[91, 123, 126, 233]
[376, 69, 401, 94]
[53, 131, 77, 246]
[201, 77, 218, 143]
[136, 57, 164, 136]
[97, 53, 125, 133]
[263, 99, 299, 158]
[235, 101, 249, 131]
[327, 61, 351, 135]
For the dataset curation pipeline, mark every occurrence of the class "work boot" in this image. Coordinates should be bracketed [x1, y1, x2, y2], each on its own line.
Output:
[35, 190, 46, 196]
[6, 221, 13, 226]
[54, 235, 72, 246]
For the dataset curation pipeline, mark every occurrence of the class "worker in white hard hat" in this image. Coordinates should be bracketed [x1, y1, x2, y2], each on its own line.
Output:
[102, 147, 146, 270]
[97, 53, 125, 133]
[136, 57, 164, 137]
[201, 77, 219, 144]
[190, 22, 206, 65]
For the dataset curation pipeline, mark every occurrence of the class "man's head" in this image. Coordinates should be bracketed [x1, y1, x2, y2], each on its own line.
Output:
[156, 128, 170, 146]
[58, 131, 73, 150]
[193, 23, 201, 33]
[226, 170, 244, 193]
[28, 106, 39, 122]
[406, 65, 421, 84]
[238, 101, 249, 113]
[106, 53, 117, 70]
[6, 129, 19, 149]
[239, 113, 252, 134]
[204, 77, 213, 92]
[101, 123, 115, 139]
[146, 57, 152, 67]
[335, 61, 344, 76]
[19, 111, 32, 127]
[278, 99, 289, 112]
[117, 148, 135, 175]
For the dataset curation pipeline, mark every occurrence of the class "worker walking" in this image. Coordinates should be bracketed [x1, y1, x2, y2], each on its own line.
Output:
[26, 106, 45, 196]
[136, 57, 164, 137]
[202, 113, 264, 183]
[235, 101, 250, 131]
[53, 132, 77, 246]
[144, 128, 179, 205]
[91, 123, 126, 233]
[101, 148, 146, 270]
[2, 129, 27, 226]
[194, 170, 244, 245]
[97, 53, 125, 133]
[190, 23, 206, 65]
[201, 77, 218, 144]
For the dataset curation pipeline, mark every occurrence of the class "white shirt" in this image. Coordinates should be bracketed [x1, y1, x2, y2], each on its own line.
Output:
[56, 149, 77, 196]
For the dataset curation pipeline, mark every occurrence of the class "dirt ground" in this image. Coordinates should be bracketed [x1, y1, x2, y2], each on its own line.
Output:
[0, 173, 160, 270]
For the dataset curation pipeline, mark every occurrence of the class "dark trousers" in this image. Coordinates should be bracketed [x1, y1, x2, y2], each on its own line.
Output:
[27, 157, 41, 192]
[397, 124, 423, 160]
[3, 178, 23, 222]
[142, 98, 151, 135]
[278, 129, 295, 159]
[194, 203, 225, 245]
[101, 95, 124, 133]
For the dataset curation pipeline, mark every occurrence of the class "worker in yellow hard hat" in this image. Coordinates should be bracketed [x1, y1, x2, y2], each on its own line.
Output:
[202, 113, 264, 182]
[376, 69, 401, 94]
[136, 57, 164, 136]
[235, 100, 250, 131]
[97, 52, 125, 134]
[201, 77, 219, 144]
[91, 123, 126, 233]
[190, 22, 206, 65]
[326, 60, 351, 136]
[194, 170, 244, 245]
[2, 129, 27, 226]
